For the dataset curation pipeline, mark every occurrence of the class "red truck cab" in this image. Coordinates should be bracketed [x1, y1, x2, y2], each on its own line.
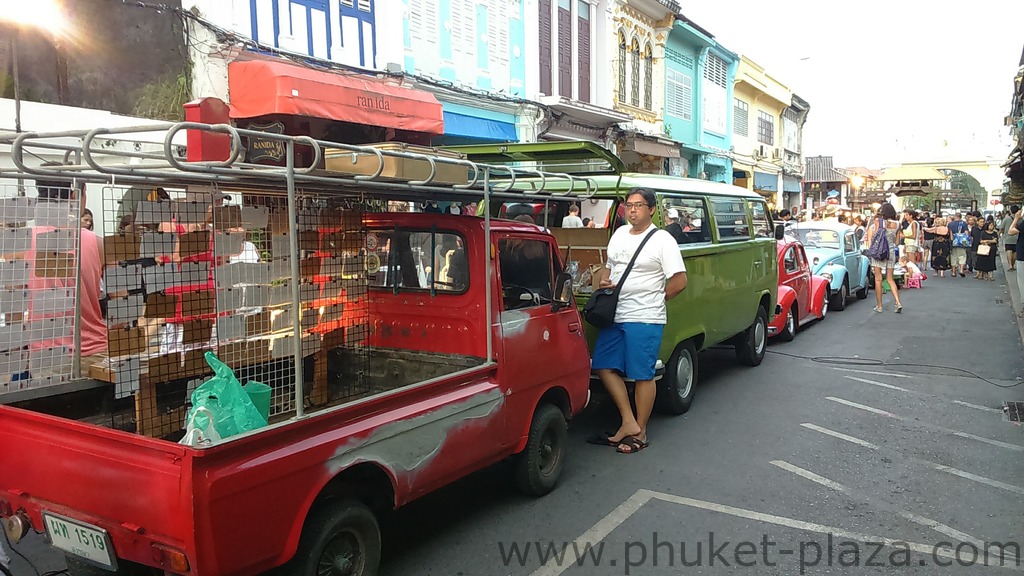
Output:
[0, 213, 591, 576]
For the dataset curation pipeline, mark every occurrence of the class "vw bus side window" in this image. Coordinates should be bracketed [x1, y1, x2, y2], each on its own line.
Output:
[661, 196, 710, 244]
[749, 201, 772, 238]
[711, 198, 751, 241]
[367, 230, 468, 293]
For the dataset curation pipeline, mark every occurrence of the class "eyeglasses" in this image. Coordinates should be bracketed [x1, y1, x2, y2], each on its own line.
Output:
[623, 202, 651, 210]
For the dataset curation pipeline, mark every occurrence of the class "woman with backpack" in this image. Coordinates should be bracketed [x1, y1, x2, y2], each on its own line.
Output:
[865, 202, 904, 313]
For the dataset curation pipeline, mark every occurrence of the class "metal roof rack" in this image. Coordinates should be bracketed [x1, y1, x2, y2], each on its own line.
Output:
[0, 122, 597, 201]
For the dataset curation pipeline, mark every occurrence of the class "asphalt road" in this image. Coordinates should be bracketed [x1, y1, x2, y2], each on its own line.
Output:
[7, 264, 1024, 575]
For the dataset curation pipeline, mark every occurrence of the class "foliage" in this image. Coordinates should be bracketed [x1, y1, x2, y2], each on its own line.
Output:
[130, 72, 191, 122]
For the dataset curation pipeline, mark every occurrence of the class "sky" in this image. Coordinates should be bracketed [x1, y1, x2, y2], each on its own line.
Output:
[680, 0, 1024, 169]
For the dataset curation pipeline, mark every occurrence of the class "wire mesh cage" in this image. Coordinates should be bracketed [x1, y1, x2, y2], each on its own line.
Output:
[96, 185, 372, 437]
[0, 182, 83, 396]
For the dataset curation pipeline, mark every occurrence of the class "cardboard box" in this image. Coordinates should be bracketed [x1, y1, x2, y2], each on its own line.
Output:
[299, 230, 319, 252]
[183, 348, 212, 377]
[300, 257, 321, 280]
[213, 205, 242, 230]
[145, 293, 179, 319]
[108, 327, 147, 358]
[183, 319, 212, 345]
[591, 265, 609, 291]
[324, 144, 469, 186]
[147, 352, 182, 380]
[181, 290, 214, 318]
[105, 234, 140, 264]
[33, 252, 75, 278]
[179, 231, 210, 259]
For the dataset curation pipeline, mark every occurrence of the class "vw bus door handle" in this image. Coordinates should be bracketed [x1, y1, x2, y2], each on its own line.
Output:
[753, 260, 763, 266]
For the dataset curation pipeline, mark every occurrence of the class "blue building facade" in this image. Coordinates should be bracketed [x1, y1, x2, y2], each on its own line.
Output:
[663, 20, 736, 183]
[404, 0, 526, 144]
[243, 0, 377, 68]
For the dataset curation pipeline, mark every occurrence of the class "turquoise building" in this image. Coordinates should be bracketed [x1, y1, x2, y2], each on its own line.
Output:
[663, 18, 738, 183]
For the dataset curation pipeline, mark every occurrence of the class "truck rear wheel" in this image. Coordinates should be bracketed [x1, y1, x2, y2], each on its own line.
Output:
[514, 404, 567, 497]
[735, 306, 767, 367]
[291, 499, 381, 576]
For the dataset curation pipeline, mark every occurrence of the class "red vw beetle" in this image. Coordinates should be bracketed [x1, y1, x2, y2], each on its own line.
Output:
[769, 237, 830, 341]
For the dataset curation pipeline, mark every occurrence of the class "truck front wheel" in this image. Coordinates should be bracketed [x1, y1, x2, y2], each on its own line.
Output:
[514, 403, 567, 497]
[291, 499, 381, 576]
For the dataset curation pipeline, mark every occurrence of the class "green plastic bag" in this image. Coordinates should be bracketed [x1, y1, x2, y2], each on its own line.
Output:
[185, 352, 268, 441]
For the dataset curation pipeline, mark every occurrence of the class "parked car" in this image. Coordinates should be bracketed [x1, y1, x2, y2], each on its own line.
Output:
[449, 142, 783, 416]
[769, 238, 831, 341]
[785, 221, 870, 311]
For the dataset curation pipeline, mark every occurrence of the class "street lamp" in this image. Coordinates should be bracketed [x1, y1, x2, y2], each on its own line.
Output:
[1, 0, 67, 132]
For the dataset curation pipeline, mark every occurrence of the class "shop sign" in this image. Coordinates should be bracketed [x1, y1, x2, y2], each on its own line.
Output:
[245, 122, 287, 164]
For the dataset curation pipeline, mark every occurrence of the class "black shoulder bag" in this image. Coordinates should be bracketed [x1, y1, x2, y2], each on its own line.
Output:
[583, 229, 658, 328]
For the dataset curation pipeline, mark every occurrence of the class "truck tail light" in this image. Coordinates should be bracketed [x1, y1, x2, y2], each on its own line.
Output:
[151, 543, 190, 573]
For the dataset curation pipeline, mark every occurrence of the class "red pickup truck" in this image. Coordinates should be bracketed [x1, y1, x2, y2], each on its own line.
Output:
[0, 213, 591, 576]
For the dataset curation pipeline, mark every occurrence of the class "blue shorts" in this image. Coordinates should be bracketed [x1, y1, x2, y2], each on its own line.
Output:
[591, 322, 664, 381]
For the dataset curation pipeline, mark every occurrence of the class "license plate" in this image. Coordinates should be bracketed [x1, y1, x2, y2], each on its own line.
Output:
[42, 512, 117, 569]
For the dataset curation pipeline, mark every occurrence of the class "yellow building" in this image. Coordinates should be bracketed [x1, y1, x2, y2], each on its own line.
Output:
[731, 56, 793, 210]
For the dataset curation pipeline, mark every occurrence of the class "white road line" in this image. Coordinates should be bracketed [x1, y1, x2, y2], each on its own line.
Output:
[932, 465, 1024, 496]
[952, 400, 1003, 414]
[770, 460, 992, 552]
[826, 396, 898, 417]
[826, 397, 1024, 452]
[801, 423, 1024, 497]
[529, 490, 652, 576]
[843, 375, 912, 392]
[800, 423, 880, 449]
[831, 367, 915, 379]
[771, 460, 850, 493]
[952, 431, 1024, 452]
[643, 490, 1019, 570]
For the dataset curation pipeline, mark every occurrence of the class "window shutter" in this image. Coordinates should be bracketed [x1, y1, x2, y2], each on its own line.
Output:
[557, 2, 572, 98]
[617, 32, 626, 103]
[539, 0, 552, 96]
[577, 7, 590, 102]
[643, 45, 652, 110]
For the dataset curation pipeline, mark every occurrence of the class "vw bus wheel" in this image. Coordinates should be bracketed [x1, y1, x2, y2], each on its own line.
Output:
[514, 404, 567, 496]
[736, 306, 767, 366]
[291, 500, 381, 576]
[656, 341, 698, 415]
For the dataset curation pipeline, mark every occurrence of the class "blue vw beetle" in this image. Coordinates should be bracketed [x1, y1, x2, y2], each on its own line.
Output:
[785, 221, 870, 311]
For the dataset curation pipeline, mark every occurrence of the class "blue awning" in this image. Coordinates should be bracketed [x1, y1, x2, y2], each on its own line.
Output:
[783, 176, 802, 193]
[442, 111, 517, 141]
[754, 171, 778, 191]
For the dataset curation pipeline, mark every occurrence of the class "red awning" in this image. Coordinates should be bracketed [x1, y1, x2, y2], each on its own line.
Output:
[227, 60, 444, 135]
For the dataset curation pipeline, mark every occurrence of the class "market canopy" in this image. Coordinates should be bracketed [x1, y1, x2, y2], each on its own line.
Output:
[227, 60, 444, 134]
[877, 165, 947, 182]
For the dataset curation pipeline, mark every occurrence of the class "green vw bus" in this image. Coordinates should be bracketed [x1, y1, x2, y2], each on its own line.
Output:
[449, 142, 781, 415]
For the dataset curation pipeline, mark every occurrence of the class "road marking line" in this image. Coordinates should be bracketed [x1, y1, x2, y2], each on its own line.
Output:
[831, 367, 915, 379]
[802, 422, 1024, 497]
[952, 400, 1003, 414]
[843, 375, 912, 392]
[952, 431, 1024, 452]
[800, 423, 880, 449]
[826, 396, 898, 418]
[932, 465, 1024, 496]
[770, 460, 994, 553]
[529, 490, 652, 576]
[827, 397, 1024, 452]
[642, 490, 1018, 570]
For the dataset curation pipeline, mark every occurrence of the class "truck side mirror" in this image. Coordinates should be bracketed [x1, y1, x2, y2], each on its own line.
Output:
[552, 272, 573, 311]
[774, 224, 786, 240]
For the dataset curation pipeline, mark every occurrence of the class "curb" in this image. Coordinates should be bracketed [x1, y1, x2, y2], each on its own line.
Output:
[1000, 252, 1024, 346]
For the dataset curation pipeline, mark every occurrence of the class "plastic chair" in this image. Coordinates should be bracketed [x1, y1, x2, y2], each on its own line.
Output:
[904, 274, 922, 289]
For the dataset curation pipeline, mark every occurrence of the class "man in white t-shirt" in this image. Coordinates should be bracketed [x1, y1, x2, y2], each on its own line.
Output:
[561, 204, 584, 228]
[591, 188, 687, 454]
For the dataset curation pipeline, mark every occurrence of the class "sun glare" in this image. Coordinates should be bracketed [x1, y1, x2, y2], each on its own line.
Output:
[0, 0, 67, 35]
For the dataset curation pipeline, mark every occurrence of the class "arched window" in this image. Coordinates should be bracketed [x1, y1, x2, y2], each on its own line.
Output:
[643, 43, 653, 110]
[617, 30, 627, 103]
[630, 39, 640, 107]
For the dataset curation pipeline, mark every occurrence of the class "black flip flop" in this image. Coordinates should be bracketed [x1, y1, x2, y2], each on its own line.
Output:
[585, 431, 618, 446]
[615, 436, 649, 454]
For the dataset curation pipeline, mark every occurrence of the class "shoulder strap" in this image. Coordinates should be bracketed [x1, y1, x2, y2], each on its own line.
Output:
[612, 228, 658, 297]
